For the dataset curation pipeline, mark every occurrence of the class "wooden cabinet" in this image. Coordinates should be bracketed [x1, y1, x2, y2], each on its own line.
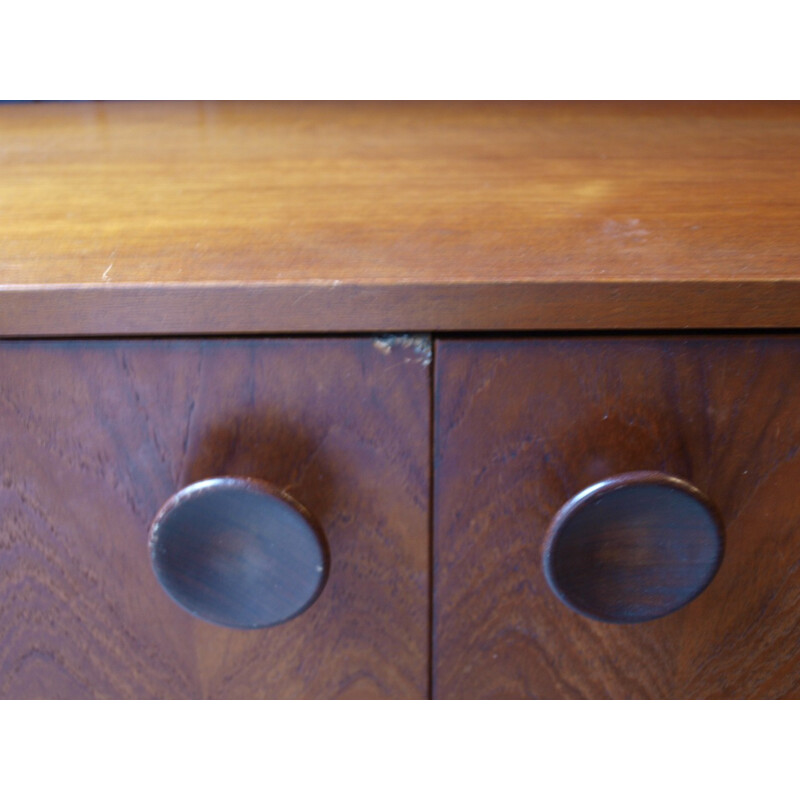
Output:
[3, 101, 800, 699]
[433, 337, 800, 698]
[0, 339, 430, 698]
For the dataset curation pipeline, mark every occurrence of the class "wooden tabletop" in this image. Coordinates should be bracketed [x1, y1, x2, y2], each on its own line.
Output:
[2, 101, 799, 335]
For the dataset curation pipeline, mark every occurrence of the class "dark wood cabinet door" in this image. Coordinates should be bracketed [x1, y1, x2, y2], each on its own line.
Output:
[0, 338, 430, 698]
[434, 337, 800, 699]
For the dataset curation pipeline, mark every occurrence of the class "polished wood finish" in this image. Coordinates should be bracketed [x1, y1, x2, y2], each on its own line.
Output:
[434, 337, 800, 699]
[543, 472, 724, 624]
[5, 101, 800, 699]
[149, 477, 329, 630]
[0, 338, 430, 698]
[3, 101, 800, 335]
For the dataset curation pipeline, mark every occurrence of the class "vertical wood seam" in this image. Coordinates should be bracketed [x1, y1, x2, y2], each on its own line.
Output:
[428, 338, 437, 700]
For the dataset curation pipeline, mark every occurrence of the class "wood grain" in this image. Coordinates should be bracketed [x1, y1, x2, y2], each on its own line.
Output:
[2, 101, 800, 334]
[434, 336, 800, 699]
[0, 337, 430, 698]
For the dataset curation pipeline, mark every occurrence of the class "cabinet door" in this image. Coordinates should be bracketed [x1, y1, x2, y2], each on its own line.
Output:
[0, 338, 430, 698]
[434, 337, 800, 699]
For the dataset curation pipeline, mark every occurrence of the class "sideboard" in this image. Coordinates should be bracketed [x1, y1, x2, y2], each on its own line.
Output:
[2, 101, 799, 698]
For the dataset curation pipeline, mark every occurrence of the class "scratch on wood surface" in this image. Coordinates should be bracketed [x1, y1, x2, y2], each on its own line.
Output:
[602, 218, 650, 239]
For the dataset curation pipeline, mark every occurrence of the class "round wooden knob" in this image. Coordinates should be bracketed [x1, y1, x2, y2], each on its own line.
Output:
[149, 477, 328, 629]
[543, 472, 724, 624]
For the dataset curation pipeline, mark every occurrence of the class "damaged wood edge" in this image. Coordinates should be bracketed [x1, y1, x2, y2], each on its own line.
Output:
[373, 335, 433, 366]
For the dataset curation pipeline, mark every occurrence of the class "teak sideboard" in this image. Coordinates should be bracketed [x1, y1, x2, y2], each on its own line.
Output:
[2, 101, 800, 699]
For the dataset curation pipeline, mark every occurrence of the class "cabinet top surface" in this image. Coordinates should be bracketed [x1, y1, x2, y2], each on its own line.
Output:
[2, 101, 800, 334]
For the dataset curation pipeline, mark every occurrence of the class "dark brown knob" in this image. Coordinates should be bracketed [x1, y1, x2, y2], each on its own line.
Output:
[543, 472, 724, 624]
[149, 477, 328, 629]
